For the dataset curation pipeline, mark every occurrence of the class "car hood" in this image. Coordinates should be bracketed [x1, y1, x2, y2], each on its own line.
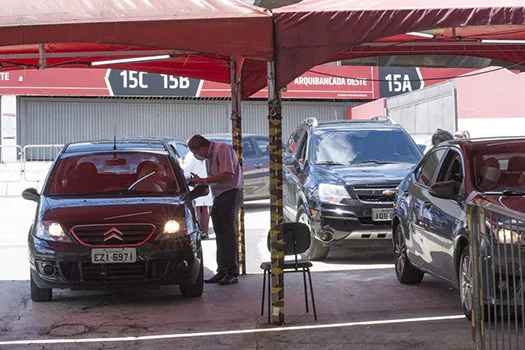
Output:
[482, 195, 525, 213]
[320, 162, 416, 185]
[42, 196, 186, 231]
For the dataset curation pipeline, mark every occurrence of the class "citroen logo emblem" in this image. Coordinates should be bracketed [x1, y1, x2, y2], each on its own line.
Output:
[103, 226, 124, 242]
[382, 190, 395, 196]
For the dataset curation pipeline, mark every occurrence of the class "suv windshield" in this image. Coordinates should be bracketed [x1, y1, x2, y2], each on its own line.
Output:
[313, 129, 422, 165]
[44, 151, 184, 196]
[472, 140, 525, 193]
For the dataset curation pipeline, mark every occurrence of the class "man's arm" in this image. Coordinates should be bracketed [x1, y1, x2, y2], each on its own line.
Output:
[190, 172, 233, 185]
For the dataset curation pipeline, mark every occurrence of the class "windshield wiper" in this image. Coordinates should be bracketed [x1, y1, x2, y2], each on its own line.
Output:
[315, 161, 346, 166]
[49, 192, 86, 197]
[483, 190, 525, 196]
[352, 160, 393, 165]
[128, 172, 156, 190]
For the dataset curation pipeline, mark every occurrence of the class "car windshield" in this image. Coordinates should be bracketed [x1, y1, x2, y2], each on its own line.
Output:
[44, 151, 184, 197]
[313, 129, 422, 165]
[472, 140, 525, 193]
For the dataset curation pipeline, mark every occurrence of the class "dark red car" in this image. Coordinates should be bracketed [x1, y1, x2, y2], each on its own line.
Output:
[22, 139, 209, 301]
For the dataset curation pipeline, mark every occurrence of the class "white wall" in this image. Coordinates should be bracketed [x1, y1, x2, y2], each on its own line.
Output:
[1, 95, 18, 162]
[459, 118, 525, 138]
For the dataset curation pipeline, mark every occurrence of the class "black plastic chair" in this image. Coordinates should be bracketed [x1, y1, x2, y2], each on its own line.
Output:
[260, 222, 317, 322]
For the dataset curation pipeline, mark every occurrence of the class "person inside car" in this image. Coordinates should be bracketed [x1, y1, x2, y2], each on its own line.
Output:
[479, 157, 501, 191]
[133, 161, 164, 192]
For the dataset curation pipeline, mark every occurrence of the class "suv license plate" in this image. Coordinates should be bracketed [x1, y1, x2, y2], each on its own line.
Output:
[91, 248, 137, 264]
[372, 208, 393, 221]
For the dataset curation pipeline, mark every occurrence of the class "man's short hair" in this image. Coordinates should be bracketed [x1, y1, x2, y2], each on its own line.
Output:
[431, 129, 453, 146]
[187, 135, 210, 150]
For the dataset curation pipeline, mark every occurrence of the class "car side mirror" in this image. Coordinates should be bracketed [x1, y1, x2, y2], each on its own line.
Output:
[22, 187, 40, 202]
[189, 185, 210, 200]
[429, 181, 457, 200]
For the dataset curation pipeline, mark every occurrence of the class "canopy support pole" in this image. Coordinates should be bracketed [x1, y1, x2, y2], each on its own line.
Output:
[230, 56, 246, 275]
[267, 60, 284, 325]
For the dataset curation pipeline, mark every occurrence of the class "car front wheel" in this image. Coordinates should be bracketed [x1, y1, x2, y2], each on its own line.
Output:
[30, 274, 52, 302]
[180, 250, 204, 297]
[393, 224, 424, 284]
[298, 207, 330, 261]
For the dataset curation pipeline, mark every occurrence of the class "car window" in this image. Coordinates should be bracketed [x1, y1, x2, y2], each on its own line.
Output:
[436, 149, 464, 184]
[312, 129, 421, 165]
[254, 137, 269, 157]
[471, 140, 525, 192]
[415, 148, 447, 186]
[44, 152, 184, 196]
[287, 128, 307, 157]
[243, 139, 257, 159]
[173, 143, 189, 159]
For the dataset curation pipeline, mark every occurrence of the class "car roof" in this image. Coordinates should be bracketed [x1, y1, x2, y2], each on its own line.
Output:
[204, 133, 264, 139]
[313, 121, 404, 131]
[64, 138, 167, 154]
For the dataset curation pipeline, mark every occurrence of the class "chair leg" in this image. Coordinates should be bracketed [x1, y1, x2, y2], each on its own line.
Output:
[267, 271, 272, 324]
[302, 268, 309, 313]
[261, 269, 266, 316]
[307, 268, 317, 321]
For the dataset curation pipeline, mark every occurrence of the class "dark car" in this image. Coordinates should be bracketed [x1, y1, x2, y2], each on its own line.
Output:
[204, 133, 277, 201]
[22, 138, 209, 302]
[283, 117, 422, 260]
[392, 137, 525, 319]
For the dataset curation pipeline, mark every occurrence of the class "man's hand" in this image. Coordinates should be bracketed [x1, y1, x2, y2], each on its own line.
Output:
[188, 173, 206, 185]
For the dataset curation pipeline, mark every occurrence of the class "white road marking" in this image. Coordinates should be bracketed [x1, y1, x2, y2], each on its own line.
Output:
[0, 315, 465, 346]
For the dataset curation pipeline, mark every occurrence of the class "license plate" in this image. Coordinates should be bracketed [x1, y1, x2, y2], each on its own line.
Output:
[372, 208, 393, 221]
[91, 248, 137, 264]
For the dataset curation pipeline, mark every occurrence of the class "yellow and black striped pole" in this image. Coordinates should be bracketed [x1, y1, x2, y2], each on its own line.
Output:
[267, 60, 285, 324]
[230, 57, 246, 275]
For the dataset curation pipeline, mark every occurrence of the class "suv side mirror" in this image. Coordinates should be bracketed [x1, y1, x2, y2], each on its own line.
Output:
[429, 181, 457, 200]
[189, 185, 210, 200]
[22, 188, 40, 202]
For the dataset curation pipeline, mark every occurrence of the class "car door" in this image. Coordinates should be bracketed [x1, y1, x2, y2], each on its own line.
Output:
[168, 141, 189, 165]
[406, 148, 447, 268]
[283, 127, 308, 221]
[252, 136, 270, 199]
[421, 148, 467, 283]
[240, 137, 262, 201]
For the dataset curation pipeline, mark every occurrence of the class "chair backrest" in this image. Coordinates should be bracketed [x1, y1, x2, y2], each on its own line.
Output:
[266, 222, 311, 258]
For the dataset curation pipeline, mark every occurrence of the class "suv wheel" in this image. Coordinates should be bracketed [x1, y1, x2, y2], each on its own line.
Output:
[393, 224, 424, 284]
[298, 207, 330, 261]
[180, 250, 204, 297]
[30, 274, 52, 302]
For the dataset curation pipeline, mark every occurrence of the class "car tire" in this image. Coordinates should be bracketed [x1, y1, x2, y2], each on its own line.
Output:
[30, 274, 52, 302]
[180, 250, 204, 298]
[393, 224, 424, 284]
[298, 206, 330, 261]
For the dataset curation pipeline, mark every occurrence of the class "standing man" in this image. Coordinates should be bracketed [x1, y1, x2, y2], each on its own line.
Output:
[187, 135, 243, 285]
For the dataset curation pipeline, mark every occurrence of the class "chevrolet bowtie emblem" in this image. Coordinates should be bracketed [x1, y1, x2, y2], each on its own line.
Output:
[382, 190, 395, 196]
[103, 226, 124, 242]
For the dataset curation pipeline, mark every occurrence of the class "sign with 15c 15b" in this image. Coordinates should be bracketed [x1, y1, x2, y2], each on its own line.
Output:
[106, 69, 202, 97]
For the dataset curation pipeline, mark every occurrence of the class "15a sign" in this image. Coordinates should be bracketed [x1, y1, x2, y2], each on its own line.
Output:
[378, 67, 424, 98]
[105, 70, 202, 97]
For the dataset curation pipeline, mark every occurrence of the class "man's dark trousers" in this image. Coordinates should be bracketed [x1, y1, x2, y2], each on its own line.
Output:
[210, 188, 243, 277]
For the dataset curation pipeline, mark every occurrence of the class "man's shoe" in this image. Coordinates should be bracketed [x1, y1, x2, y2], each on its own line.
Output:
[201, 233, 209, 240]
[218, 274, 238, 285]
[204, 273, 225, 284]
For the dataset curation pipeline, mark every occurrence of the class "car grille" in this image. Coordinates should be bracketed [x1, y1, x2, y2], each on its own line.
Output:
[352, 184, 398, 203]
[70, 223, 156, 247]
[59, 260, 170, 282]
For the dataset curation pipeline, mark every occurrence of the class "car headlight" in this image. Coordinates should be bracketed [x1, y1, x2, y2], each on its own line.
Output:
[497, 228, 524, 245]
[319, 183, 350, 204]
[164, 220, 180, 234]
[34, 220, 72, 242]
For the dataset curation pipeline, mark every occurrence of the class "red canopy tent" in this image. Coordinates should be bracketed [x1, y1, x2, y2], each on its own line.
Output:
[273, 0, 525, 91]
[0, 0, 272, 99]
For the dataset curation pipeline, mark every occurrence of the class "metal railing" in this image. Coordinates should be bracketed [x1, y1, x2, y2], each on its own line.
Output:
[0, 145, 23, 182]
[468, 194, 525, 350]
[22, 144, 63, 181]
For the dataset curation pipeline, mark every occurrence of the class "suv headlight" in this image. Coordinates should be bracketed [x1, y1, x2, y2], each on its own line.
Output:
[34, 220, 72, 242]
[497, 227, 524, 245]
[319, 184, 350, 204]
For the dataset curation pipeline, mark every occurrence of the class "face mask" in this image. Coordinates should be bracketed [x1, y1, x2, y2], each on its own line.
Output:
[485, 167, 500, 182]
[194, 153, 206, 161]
